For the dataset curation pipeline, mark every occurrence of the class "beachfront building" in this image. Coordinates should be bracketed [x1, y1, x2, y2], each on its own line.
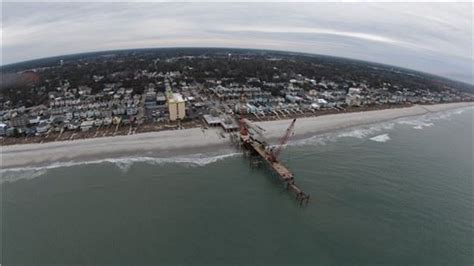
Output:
[0, 122, 7, 136]
[168, 93, 186, 121]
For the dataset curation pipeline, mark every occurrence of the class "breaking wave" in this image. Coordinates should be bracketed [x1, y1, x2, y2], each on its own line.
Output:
[370, 134, 391, 143]
[0, 152, 240, 184]
[398, 120, 434, 130]
[291, 121, 395, 146]
[291, 106, 471, 147]
[336, 122, 395, 139]
[397, 106, 470, 129]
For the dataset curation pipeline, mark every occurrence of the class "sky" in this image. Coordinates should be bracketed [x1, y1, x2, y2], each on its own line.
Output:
[1, 2, 473, 83]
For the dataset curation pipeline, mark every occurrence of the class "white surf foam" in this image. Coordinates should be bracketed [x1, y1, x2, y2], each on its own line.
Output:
[398, 120, 434, 130]
[292, 106, 471, 147]
[291, 121, 395, 147]
[336, 122, 395, 139]
[397, 106, 470, 129]
[370, 134, 391, 143]
[0, 152, 241, 184]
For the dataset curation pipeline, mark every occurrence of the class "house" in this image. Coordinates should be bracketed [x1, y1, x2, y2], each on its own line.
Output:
[203, 114, 221, 127]
[9, 116, 29, 128]
[219, 116, 239, 132]
[93, 119, 103, 127]
[67, 121, 80, 130]
[348, 87, 361, 94]
[126, 107, 138, 116]
[6, 127, 16, 137]
[156, 94, 167, 107]
[346, 94, 361, 106]
[36, 121, 51, 134]
[112, 116, 121, 125]
[78, 86, 92, 95]
[24, 127, 36, 136]
[0, 123, 7, 136]
[317, 98, 328, 106]
[103, 117, 112, 126]
[80, 120, 95, 131]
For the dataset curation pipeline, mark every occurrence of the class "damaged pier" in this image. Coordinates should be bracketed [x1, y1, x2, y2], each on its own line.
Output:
[239, 118, 310, 205]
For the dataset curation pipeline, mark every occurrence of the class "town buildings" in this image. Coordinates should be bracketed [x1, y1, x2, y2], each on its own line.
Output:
[1, 50, 472, 141]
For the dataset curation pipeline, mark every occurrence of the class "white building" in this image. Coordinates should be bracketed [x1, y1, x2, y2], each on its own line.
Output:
[345, 94, 362, 106]
[80, 120, 95, 131]
[348, 87, 361, 94]
[0, 123, 7, 136]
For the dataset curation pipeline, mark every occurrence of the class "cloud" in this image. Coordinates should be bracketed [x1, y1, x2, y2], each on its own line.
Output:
[223, 26, 402, 44]
[1, 2, 472, 83]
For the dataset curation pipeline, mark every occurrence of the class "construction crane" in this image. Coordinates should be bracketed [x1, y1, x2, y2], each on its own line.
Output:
[268, 118, 296, 162]
[238, 116, 309, 204]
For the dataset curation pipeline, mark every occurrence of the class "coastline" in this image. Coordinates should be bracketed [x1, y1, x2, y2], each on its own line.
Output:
[256, 102, 473, 140]
[1, 102, 472, 169]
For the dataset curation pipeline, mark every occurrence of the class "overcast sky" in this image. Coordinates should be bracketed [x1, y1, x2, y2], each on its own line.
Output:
[2, 2, 473, 83]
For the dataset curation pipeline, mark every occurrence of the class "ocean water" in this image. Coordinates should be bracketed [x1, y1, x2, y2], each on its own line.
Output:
[1, 107, 473, 265]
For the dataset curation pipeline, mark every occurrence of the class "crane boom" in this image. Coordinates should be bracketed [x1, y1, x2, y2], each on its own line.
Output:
[270, 118, 296, 161]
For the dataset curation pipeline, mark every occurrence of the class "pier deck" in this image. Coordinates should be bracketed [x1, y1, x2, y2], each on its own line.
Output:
[242, 135, 310, 204]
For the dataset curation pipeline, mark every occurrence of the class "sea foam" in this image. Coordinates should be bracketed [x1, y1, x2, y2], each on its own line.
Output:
[397, 106, 470, 129]
[292, 106, 471, 147]
[291, 121, 395, 147]
[0, 152, 240, 184]
[370, 134, 391, 143]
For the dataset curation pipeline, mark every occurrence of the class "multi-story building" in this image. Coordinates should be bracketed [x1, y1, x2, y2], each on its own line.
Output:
[168, 93, 186, 121]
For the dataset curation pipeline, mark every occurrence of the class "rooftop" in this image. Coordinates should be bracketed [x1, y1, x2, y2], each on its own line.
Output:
[168, 93, 185, 103]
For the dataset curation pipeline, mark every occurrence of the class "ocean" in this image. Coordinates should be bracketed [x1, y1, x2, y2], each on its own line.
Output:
[1, 107, 473, 265]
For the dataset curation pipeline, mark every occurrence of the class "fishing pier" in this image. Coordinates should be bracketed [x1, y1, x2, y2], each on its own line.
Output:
[237, 118, 310, 205]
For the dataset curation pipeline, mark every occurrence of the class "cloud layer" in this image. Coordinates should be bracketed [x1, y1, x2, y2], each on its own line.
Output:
[2, 2, 473, 83]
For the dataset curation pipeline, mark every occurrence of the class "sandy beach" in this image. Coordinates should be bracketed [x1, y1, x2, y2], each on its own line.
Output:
[1, 102, 472, 169]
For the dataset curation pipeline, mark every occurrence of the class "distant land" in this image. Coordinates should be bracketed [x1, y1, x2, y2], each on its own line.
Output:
[0, 47, 473, 145]
[2, 47, 473, 89]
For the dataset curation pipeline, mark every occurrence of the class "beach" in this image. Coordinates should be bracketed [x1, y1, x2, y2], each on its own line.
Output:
[1, 102, 472, 169]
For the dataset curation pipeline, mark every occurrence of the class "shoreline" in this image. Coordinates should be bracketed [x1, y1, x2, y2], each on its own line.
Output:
[1, 102, 472, 169]
[257, 102, 472, 140]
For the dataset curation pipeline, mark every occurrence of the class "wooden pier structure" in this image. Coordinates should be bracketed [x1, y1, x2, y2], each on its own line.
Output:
[239, 119, 310, 205]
